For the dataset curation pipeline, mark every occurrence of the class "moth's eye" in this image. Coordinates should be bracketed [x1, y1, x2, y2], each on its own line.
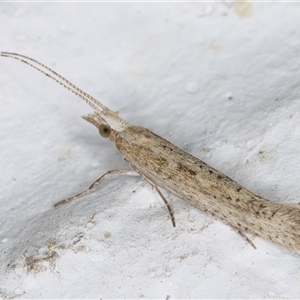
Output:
[99, 125, 111, 138]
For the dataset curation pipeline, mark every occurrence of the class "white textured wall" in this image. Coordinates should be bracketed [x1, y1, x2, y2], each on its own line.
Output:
[1, 2, 300, 298]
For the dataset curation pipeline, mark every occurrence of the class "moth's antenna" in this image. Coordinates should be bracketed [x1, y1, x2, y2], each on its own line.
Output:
[1, 51, 129, 132]
[0, 52, 109, 114]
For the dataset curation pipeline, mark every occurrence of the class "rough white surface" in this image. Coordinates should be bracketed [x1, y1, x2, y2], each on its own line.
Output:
[1, 2, 300, 298]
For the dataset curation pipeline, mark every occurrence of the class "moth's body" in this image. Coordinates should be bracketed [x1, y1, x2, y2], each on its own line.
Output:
[114, 125, 300, 253]
[2, 52, 300, 254]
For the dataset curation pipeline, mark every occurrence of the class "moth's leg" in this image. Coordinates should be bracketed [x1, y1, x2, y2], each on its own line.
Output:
[54, 169, 138, 208]
[237, 229, 257, 249]
[126, 160, 176, 227]
[153, 185, 176, 227]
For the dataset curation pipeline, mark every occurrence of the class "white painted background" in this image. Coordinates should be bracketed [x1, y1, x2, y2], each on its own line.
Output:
[1, 1, 300, 298]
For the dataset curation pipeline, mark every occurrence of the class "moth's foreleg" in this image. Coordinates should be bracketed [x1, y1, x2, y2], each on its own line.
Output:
[54, 169, 138, 207]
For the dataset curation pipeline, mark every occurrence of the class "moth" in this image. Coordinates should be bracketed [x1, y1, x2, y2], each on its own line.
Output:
[2, 52, 300, 253]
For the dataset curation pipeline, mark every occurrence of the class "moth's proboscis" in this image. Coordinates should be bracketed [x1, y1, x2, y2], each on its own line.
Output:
[2, 52, 300, 254]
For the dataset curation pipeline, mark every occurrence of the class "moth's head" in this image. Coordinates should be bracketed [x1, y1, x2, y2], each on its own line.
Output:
[82, 110, 129, 142]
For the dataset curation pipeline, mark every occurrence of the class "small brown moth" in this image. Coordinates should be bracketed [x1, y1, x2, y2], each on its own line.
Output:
[2, 52, 300, 253]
